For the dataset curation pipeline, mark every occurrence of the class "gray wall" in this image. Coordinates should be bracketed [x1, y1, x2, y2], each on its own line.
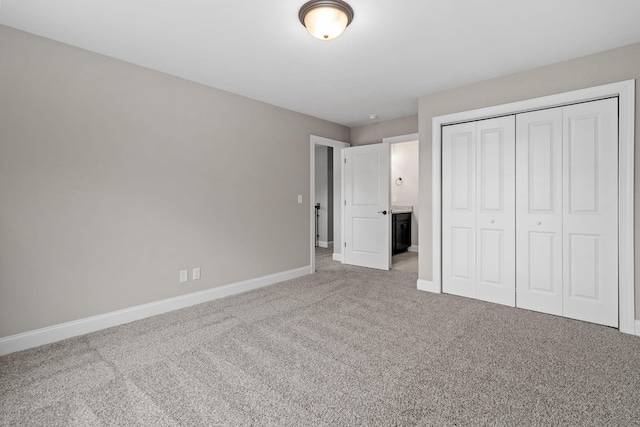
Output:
[327, 147, 334, 241]
[0, 26, 349, 338]
[351, 115, 418, 146]
[332, 147, 343, 258]
[391, 141, 419, 247]
[314, 145, 332, 245]
[418, 41, 640, 319]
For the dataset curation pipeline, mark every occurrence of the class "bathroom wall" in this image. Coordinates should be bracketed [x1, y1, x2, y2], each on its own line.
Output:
[391, 140, 419, 249]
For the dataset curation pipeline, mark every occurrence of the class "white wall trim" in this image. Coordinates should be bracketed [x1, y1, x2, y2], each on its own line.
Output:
[383, 133, 419, 145]
[310, 135, 349, 273]
[408, 245, 419, 253]
[332, 253, 343, 262]
[432, 79, 635, 334]
[417, 279, 440, 293]
[317, 240, 332, 248]
[0, 265, 312, 356]
[635, 320, 640, 337]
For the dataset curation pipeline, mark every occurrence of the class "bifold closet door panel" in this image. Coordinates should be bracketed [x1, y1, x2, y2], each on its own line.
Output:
[476, 116, 516, 306]
[442, 122, 477, 299]
[562, 98, 618, 328]
[442, 117, 515, 305]
[515, 108, 563, 316]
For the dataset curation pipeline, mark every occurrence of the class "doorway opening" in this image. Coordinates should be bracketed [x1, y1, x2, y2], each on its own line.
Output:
[309, 135, 349, 273]
[314, 145, 333, 251]
[386, 134, 419, 273]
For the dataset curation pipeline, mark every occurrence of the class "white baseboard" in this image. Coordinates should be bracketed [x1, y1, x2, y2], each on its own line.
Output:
[417, 279, 440, 293]
[408, 245, 419, 253]
[317, 241, 332, 249]
[635, 320, 640, 337]
[0, 265, 312, 356]
[332, 253, 343, 262]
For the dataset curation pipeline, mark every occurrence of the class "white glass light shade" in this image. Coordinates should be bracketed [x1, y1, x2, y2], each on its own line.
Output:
[303, 6, 349, 40]
[299, 0, 354, 41]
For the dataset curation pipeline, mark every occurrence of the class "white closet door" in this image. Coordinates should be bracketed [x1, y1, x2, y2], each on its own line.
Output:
[442, 122, 477, 299]
[443, 117, 515, 305]
[516, 108, 563, 315]
[562, 98, 618, 327]
[476, 116, 516, 306]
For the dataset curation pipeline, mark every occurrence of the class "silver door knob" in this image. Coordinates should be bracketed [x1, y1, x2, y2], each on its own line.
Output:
[536, 221, 541, 225]
[489, 219, 494, 223]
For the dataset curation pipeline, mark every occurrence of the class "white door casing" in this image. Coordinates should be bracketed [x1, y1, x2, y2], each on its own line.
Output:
[516, 108, 564, 316]
[343, 143, 391, 270]
[442, 116, 516, 306]
[562, 98, 618, 327]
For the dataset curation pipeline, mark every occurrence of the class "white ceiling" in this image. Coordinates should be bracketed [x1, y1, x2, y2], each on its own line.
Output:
[2, 0, 640, 127]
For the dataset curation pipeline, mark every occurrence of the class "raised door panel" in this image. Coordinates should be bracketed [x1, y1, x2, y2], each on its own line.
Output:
[516, 109, 563, 316]
[351, 218, 381, 254]
[451, 227, 474, 281]
[562, 98, 618, 327]
[442, 122, 477, 298]
[476, 116, 515, 306]
[352, 152, 382, 206]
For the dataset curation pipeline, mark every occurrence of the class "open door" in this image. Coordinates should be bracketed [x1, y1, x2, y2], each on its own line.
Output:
[343, 143, 391, 270]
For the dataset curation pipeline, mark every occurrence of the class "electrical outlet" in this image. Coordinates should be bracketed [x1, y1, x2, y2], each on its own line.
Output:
[193, 267, 201, 280]
[297, 195, 303, 204]
[179, 270, 188, 283]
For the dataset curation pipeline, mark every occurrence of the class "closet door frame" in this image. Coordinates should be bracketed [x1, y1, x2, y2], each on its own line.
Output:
[430, 79, 636, 335]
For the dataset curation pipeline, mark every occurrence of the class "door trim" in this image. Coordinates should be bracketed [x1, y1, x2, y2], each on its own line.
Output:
[383, 133, 419, 145]
[310, 135, 350, 273]
[431, 80, 635, 334]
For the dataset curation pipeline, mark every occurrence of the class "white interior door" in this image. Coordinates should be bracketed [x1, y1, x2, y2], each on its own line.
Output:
[562, 98, 618, 327]
[343, 143, 390, 270]
[442, 117, 515, 305]
[516, 108, 564, 316]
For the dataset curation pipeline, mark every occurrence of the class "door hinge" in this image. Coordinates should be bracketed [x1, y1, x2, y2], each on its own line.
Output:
[344, 158, 346, 164]
[344, 200, 346, 205]
[344, 242, 347, 247]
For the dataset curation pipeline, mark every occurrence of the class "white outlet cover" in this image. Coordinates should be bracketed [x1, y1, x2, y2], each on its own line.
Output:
[180, 270, 188, 283]
[297, 195, 303, 204]
[193, 267, 201, 280]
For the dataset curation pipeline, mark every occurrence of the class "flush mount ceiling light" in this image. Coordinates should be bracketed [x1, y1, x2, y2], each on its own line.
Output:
[299, 0, 354, 41]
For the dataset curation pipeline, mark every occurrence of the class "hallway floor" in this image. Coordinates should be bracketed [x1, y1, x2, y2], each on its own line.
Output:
[391, 250, 418, 273]
[315, 247, 418, 273]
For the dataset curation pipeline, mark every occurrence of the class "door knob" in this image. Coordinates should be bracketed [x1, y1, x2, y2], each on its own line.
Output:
[377, 210, 387, 215]
[489, 219, 494, 223]
[536, 221, 541, 225]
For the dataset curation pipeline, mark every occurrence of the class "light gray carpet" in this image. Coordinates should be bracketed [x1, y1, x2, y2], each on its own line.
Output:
[2, 249, 640, 426]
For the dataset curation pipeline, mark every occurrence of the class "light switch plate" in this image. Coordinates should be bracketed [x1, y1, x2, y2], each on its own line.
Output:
[297, 195, 303, 204]
[179, 270, 188, 283]
[193, 267, 201, 280]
